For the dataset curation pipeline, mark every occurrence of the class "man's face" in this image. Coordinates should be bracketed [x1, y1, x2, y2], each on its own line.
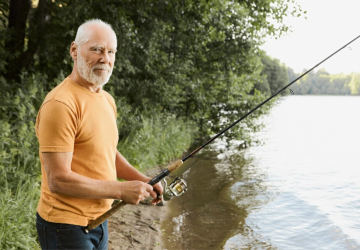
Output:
[76, 25, 117, 88]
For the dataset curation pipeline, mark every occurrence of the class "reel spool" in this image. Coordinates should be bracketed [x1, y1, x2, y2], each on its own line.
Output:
[162, 177, 188, 201]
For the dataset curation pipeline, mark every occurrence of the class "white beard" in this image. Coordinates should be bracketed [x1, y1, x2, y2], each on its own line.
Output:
[77, 52, 113, 88]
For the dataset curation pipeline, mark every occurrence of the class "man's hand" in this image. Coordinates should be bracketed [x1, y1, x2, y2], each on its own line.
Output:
[141, 179, 164, 205]
[149, 181, 164, 205]
[119, 181, 154, 205]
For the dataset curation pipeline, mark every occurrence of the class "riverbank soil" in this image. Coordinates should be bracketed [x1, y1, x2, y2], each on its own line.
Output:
[108, 166, 168, 250]
[108, 203, 167, 250]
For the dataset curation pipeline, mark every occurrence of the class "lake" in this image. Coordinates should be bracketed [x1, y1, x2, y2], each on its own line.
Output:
[162, 95, 360, 250]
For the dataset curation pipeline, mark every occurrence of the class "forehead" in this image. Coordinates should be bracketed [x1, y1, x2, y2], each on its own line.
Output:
[84, 25, 117, 49]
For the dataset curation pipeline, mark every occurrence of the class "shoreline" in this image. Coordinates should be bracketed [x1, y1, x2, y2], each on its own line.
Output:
[108, 166, 169, 250]
[108, 202, 167, 250]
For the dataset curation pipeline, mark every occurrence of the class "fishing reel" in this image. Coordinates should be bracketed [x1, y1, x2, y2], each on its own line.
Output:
[162, 177, 188, 201]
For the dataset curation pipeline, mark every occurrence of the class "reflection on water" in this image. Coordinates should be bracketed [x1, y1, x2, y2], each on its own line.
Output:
[162, 150, 276, 249]
[162, 96, 360, 250]
[162, 152, 245, 249]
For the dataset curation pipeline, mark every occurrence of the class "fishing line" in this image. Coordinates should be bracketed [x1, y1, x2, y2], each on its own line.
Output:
[287, 68, 325, 95]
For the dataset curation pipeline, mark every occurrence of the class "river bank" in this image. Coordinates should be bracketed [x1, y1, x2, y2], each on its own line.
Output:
[108, 167, 170, 250]
[108, 202, 168, 250]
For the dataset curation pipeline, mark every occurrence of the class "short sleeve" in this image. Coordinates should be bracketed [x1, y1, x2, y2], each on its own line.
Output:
[36, 100, 77, 153]
[103, 92, 117, 118]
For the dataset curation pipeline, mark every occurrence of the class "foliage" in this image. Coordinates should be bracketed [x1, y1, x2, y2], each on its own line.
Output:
[287, 67, 298, 83]
[0, 73, 47, 191]
[0, 74, 48, 249]
[1, 0, 304, 139]
[255, 54, 289, 96]
[290, 68, 352, 95]
[118, 114, 197, 170]
[348, 72, 360, 95]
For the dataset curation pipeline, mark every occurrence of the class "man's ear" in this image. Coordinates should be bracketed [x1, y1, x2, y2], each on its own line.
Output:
[70, 42, 78, 60]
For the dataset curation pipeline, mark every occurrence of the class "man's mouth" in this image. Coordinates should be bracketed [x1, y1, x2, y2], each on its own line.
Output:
[93, 65, 110, 72]
[93, 68, 110, 75]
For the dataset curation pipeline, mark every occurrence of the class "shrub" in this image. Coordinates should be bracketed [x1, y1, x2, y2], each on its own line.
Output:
[117, 114, 197, 170]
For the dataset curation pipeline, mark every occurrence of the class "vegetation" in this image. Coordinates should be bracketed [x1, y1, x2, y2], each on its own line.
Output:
[255, 56, 360, 96]
[0, 74, 48, 249]
[288, 68, 360, 95]
[0, 0, 303, 248]
[348, 73, 360, 94]
[255, 54, 289, 96]
[117, 115, 196, 170]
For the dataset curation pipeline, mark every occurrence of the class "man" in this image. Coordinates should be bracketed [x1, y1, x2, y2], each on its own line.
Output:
[35, 19, 163, 249]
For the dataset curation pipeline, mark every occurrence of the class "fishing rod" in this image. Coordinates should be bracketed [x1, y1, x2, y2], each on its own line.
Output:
[84, 34, 360, 233]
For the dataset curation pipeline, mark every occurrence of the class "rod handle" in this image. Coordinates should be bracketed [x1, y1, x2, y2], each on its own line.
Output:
[84, 201, 127, 233]
[148, 159, 183, 185]
[167, 159, 183, 173]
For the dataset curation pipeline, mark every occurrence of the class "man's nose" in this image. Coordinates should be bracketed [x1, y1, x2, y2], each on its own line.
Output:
[100, 51, 110, 64]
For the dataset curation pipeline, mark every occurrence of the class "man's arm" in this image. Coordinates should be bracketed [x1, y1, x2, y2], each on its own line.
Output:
[115, 151, 163, 204]
[42, 152, 153, 204]
[115, 151, 149, 181]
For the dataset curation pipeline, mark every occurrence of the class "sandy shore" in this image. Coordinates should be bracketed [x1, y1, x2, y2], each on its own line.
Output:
[108, 167, 169, 250]
[108, 202, 167, 250]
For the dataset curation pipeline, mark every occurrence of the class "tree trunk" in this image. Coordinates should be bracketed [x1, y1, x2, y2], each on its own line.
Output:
[5, 0, 31, 81]
[21, 0, 48, 70]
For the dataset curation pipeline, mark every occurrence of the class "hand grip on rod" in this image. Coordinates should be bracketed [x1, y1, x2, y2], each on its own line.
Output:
[84, 160, 183, 233]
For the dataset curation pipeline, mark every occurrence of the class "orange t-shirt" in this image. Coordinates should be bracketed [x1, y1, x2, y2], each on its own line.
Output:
[35, 77, 118, 226]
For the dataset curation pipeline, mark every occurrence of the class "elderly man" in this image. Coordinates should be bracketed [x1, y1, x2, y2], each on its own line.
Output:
[35, 19, 162, 249]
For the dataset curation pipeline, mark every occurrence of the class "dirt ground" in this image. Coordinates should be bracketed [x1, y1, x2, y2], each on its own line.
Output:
[108, 202, 167, 250]
[108, 167, 169, 250]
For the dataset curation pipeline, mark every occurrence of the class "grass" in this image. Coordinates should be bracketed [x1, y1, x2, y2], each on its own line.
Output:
[118, 114, 197, 171]
[0, 180, 40, 250]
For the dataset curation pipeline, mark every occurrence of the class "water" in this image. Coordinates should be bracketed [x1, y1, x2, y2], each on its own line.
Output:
[162, 96, 360, 250]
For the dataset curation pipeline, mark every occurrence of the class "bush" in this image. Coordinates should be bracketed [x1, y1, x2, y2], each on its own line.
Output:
[0, 73, 48, 249]
[117, 114, 197, 170]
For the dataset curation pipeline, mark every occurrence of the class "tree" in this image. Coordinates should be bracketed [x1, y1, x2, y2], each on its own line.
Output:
[293, 68, 351, 95]
[348, 73, 360, 95]
[287, 67, 298, 83]
[1, 0, 304, 138]
[258, 54, 289, 96]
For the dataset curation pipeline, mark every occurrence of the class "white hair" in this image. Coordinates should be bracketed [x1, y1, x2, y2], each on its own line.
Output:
[74, 19, 116, 46]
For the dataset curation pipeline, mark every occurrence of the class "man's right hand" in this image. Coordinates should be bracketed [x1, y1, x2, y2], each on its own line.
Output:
[119, 181, 154, 205]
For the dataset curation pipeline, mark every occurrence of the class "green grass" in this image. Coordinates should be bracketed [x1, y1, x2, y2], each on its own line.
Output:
[0, 180, 40, 250]
[0, 74, 45, 249]
[118, 114, 197, 170]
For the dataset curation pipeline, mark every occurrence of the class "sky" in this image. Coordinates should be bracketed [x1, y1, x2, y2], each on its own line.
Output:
[261, 0, 360, 74]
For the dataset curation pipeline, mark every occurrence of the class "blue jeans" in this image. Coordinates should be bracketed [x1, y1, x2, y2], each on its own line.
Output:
[36, 213, 108, 250]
